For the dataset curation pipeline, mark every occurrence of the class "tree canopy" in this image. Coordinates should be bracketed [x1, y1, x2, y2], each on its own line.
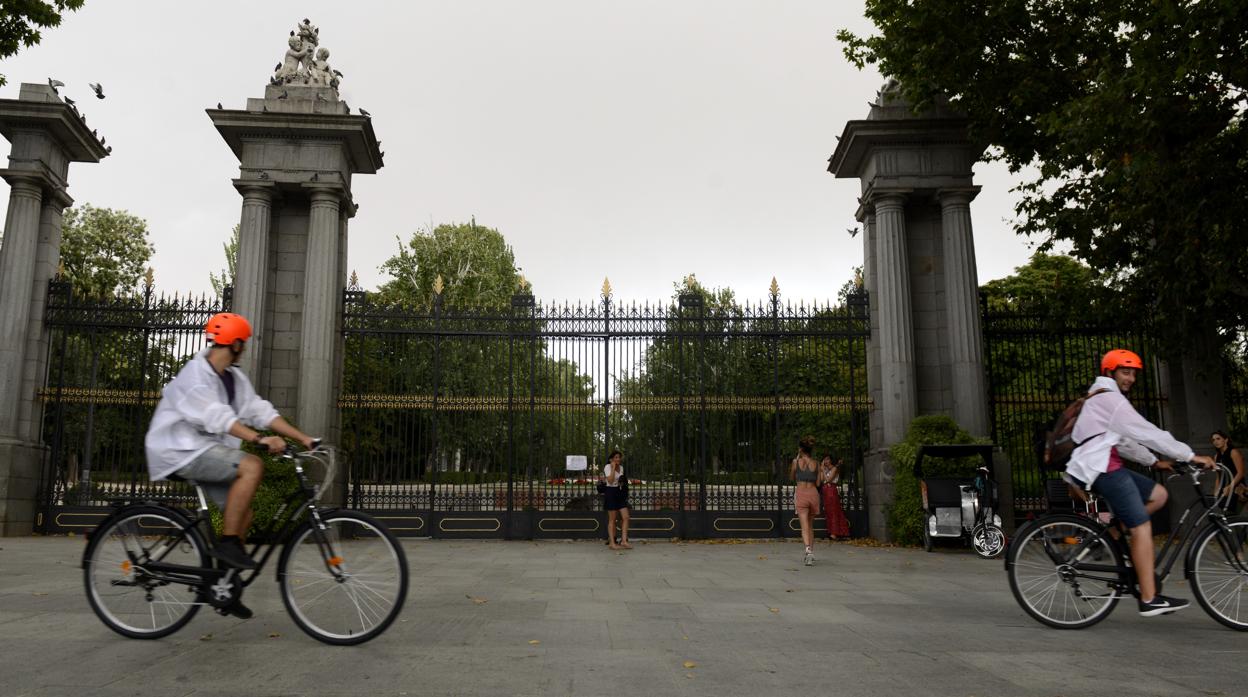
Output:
[0, 0, 84, 87]
[60, 204, 154, 297]
[377, 220, 524, 307]
[208, 225, 238, 297]
[839, 1, 1248, 345]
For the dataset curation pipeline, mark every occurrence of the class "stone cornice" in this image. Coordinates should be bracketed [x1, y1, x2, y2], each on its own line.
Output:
[207, 107, 383, 174]
[0, 98, 109, 162]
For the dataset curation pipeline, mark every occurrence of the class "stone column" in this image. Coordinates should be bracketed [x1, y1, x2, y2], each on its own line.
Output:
[297, 187, 342, 437]
[232, 183, 275, 379]
[16, 192, 71, 442]
[872, 193, 917, 446]
[0, 174, 45, 438]
[939, 189, 990, 437]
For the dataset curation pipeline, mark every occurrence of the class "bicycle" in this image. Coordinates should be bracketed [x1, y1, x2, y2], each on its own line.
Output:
[81, 443, 409, 645]
[1005, 461, 1248, 630]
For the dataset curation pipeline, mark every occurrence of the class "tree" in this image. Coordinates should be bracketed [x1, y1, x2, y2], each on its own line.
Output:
[839, 1, 1248, 347]
[208, 225, 238, 297]
[60, 204, 154, 297]
[377, 220, 523, 307]
[0, 1, 84, 87]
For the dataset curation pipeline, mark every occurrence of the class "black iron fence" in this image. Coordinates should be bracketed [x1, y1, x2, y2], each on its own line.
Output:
[340, 286, 872, 538]
[37, 279, 228, 531]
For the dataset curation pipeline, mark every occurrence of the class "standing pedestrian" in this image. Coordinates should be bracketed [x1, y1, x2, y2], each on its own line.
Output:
[790, 436, 820, 566]
[602, 450, 632, 549]
[1212, 430, 1246, 514]
[819, 455, 851, 540]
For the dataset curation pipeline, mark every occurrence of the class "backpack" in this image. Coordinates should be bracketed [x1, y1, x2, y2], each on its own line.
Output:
[1043, 388, 1111, 471]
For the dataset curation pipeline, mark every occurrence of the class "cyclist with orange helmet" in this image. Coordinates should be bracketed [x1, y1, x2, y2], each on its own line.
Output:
[145, 312, 317, 606]
[1065, 348, 1215, 616]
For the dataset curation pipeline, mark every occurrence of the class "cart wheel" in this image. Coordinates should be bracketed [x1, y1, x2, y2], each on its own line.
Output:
[922, 515, 934, 552]
[972, 523, 1005, 558]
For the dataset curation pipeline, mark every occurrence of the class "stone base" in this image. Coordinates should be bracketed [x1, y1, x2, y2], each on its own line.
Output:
[246, 84, 348, 115]
[0, 438, 46, 536]
[863, 448, 896, 541]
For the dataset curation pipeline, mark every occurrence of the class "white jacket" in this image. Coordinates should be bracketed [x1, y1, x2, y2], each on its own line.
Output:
[1065, 375, 1194, 487]
[145, 349, 280, 480]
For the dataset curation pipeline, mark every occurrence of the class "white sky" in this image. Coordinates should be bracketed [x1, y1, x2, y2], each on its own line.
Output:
[0, 1, 1036, 304]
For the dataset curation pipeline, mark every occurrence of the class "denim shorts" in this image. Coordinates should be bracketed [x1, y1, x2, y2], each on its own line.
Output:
[1088, 468, 1159, 529]
[173, 445, 244, 508]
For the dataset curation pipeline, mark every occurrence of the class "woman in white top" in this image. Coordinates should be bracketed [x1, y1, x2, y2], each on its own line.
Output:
[602, 450, 631, 549]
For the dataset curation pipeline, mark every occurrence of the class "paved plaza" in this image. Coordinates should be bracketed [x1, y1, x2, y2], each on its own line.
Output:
[2, 535, 1245, 697]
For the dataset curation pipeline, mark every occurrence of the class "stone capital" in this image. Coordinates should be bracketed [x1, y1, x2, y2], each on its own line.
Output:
[862, 187, 911, 214]
[232, 179, 277, 201]
[0, 169, 52, 198]
[302, 183, 346, 206]
[937, 186, 981, 209]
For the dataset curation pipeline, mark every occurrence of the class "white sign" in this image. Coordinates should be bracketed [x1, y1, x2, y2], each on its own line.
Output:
[565, 455, 587, 471]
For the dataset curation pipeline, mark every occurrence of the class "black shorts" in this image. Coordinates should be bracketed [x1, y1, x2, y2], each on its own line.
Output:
[604, 488, 630, 511]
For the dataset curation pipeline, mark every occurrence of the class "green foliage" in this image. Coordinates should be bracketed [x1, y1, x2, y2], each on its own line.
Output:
[61, 204, 155, 297]
[839, 1, 1248, 347]
[377, 220, 524, 307]
[209, 441, 301, 540]
[886, 415, 985, 546]
[208, 225, 239, 297]
[981, 253, 1115, 322]
[0, 1, 84, 87]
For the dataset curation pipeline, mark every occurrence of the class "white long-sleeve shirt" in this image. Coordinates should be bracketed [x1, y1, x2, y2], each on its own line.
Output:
[1065, 375, 1194, 487]
[145, 348, 280, 480]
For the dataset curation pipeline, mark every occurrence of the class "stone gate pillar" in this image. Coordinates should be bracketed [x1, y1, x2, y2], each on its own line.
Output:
[0, 83, 107, 535]
[209, 23, 382, 503]
[828, 85, 989, 539]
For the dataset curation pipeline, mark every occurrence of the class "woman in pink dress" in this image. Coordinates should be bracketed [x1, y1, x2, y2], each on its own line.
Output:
[819, 456, 850, 539]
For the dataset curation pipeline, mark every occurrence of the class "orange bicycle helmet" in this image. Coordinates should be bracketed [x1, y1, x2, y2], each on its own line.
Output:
[1101, 349, 1143, 375]
[205, 312, 252, 346]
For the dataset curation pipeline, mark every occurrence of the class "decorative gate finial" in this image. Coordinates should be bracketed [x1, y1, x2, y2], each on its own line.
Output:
[769, 277, 780, 297]
[601, 277, 612, 299]
[433, 274, 445, 295]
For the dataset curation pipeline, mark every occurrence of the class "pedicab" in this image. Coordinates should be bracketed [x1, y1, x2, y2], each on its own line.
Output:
[914, 444, 1005, 558]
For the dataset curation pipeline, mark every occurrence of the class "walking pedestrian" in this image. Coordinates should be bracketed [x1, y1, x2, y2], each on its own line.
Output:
[1212, 430, 1246, 514]
[790, 436, 820, 565]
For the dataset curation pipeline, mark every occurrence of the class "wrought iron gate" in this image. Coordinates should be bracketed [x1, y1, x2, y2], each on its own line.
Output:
[340, 284, 871, 538]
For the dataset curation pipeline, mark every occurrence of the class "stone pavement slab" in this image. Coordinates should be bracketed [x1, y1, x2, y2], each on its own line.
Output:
[1, 535, 1244, 697]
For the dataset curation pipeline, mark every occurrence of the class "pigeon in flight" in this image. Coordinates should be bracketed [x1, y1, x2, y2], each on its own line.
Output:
[89, 82, 105, 99]
[47, 78, 64, 94]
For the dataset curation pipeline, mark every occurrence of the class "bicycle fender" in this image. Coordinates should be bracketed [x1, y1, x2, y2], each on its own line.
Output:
[80, 503, 199, 569]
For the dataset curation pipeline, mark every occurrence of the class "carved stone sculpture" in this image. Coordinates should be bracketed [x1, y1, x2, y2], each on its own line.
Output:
[270, 20, 340, 89]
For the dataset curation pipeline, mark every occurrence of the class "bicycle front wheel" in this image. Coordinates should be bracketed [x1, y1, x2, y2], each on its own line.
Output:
[1006, 513, 1123, 629]
[1189, 515, 1248, 631]
[278, 510, 408, 645]
[83, 505, 209, 639]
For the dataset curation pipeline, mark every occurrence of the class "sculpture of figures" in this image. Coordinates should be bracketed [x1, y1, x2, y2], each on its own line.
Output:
[269, 20, 341, 89]
[274, 34, 311, 84]
[309, 48, 339, 88]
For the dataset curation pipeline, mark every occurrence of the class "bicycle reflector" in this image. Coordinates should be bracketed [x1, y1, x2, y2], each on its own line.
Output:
[328, 556, 343, 567]
[120, 560, 132, 573]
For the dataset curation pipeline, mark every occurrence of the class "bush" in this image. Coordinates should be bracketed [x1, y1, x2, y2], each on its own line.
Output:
[209, 441, 301, 540]
[886, 415, 988, 546]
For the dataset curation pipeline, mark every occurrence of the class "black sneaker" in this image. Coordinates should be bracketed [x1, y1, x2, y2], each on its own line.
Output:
[1138, 594, 1190, 617]
[221, 599, 253, 620]
[210, 538, 258, 570]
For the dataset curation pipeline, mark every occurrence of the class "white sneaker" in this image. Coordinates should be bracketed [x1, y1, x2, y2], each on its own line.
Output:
[803, 549, 814, 566]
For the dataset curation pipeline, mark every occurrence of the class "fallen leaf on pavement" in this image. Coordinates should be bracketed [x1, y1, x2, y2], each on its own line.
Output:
[268, 632, 281, 638]
[683, 661, 697, 669]
[769, 607, 779, 613]
[529, 640, 541, 645]
[199, 633, 213, 641]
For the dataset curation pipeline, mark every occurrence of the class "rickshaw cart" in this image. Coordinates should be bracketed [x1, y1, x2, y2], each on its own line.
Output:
[914, 444, 1005, 558]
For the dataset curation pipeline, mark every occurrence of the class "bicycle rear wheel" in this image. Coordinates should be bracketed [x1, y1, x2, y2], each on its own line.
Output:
[278, 510, 408, 645]
[1006, 513, 1123, 628]
[1189, 515, 1248, 631]
[83, 505, 209, 639]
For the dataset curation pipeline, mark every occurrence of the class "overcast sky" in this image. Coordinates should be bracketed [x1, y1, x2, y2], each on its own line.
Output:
[0, 1, 1036, 304]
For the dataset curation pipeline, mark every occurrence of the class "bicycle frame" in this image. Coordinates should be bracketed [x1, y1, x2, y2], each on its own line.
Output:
[91, 448, 339, 595]
[1042, 464, 1244, 594]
